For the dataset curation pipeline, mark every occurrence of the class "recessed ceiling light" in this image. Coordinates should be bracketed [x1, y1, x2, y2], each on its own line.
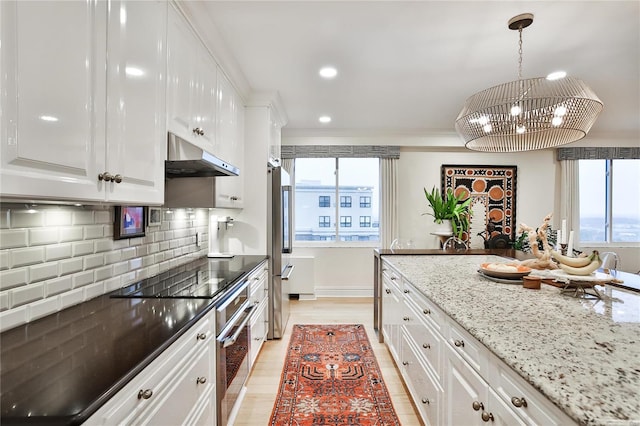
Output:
[319, 66, 337, 79]
[318, 116, 332, 123]
[39, 115, 59, 122]
[546, 71, 567, 80]
[125, 66, 145, 77]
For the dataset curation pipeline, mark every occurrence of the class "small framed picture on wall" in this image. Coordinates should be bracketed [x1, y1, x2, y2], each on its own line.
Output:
[114, 206, 146, 239]
[148, 207, 162, 227]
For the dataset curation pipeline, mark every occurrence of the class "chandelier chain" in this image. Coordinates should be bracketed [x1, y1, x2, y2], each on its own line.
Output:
[517, 27, 523, 80]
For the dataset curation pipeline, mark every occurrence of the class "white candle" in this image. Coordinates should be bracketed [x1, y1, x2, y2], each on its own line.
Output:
[561, 220, 567, 244]
[556, 230, 562, 250]
[567, 230, 574, 256]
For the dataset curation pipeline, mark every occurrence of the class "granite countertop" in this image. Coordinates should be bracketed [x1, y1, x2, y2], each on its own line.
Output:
[0, 255, 267, 425]
[383, 254, 640, 426]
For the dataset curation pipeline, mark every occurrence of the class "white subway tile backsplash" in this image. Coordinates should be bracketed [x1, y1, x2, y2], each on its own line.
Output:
[29, 262, 59, 283]
[73, 271, 94, 288]
[11, 210, 45, 228]
[45, 244, 72, 261]
[83, 254, 104, 270]
[45, 276, 73, 296]
[1, 206, 211, 330]
[59, 258, 83, 276]
[10, 247, 45, 267]
[28, 297, 60, 322]
[45, 210, 72, 226]
[11, 283, 44, 307]
[72, 210, 94, 225]
[0, 229, 28, 249]
[72, 241, 94, 257]
[60, 226, 83, 242]
[84, 225, 104, 240]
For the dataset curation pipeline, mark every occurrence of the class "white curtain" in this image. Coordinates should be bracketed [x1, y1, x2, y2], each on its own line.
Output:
[380, 158, 398, 249]
[559, 159, 579, 239]
[281, 159, 294, 177]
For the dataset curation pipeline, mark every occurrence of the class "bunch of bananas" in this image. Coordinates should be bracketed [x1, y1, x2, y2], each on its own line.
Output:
[551, 250, 602, 276]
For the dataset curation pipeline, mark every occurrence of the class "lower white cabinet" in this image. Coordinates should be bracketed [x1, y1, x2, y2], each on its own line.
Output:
[248, 261, 269, 368]
[380, 259, 575, 426]
[85, 310, 215, 425]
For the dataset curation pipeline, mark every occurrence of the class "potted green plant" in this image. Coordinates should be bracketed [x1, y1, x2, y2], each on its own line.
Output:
[423, 186, 472, 240]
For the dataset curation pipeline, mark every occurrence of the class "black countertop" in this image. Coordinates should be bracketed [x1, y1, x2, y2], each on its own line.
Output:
[0, 255, 267, 425]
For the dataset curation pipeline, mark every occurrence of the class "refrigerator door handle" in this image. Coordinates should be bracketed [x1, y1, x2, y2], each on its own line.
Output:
[281, 264, 295, 280]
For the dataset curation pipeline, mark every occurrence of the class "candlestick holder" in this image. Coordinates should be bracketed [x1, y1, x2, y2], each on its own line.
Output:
[560, 243, 568, 256]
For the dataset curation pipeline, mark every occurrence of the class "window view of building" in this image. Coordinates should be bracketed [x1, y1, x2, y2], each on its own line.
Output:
[579, 159, 640, 243]
[294, 158, 380, 242]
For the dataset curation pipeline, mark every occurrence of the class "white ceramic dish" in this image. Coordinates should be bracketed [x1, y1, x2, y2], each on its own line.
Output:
[479, 262, 532, 280]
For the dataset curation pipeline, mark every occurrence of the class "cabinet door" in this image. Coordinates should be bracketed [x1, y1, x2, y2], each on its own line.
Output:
[105, 0, 166, 205]
[486, 387, 528, 426]
[445, 345, 486, 426]
[0, 0, 106, 202]
[166, 5, 198, 143]
[194, 50, 217, 151]
[269, 109, 282, 165]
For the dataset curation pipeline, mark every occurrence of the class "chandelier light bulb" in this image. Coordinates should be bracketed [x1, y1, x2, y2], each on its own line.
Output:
[478, 116, 489, 125]
[510, 105, 521, 116]
[552, 116, 563, 126]
[516, 124, 526, 134]
[483, 124, 492, 133]
[554, 105, 568, 116]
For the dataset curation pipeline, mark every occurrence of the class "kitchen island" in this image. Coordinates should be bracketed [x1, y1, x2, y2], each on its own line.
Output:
[379, 253, 639, 425]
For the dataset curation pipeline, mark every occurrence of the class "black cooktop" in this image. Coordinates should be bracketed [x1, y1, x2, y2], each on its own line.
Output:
[110, 255, 267, 299]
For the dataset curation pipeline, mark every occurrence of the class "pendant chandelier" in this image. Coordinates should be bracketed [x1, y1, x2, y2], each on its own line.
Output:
[455, 13, 604, 152]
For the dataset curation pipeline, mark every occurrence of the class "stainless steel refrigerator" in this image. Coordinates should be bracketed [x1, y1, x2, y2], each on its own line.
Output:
[267, 165, 294, 339]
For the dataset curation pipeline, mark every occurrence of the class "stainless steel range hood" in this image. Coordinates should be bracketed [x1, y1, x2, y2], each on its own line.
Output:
[165, 133, 240, 178]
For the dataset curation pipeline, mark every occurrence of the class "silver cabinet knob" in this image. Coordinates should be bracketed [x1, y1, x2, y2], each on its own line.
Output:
[511, 397, 527, 408]
[390, 276, 397, 281]
[193, 127, 205, 136]
[98, 172, 112, 182]
[196, 377, 207, 384]
[385, 289, 391, 294]
[422, 398, 430, 405]
[481, 411, 494, 422]
[230, 196, 239, 201]
[196, 333, 207, 341]
[422, 343, 431, 349]
[423, 308, 431, 315]
[403, 316, 410, 321]
[472, 401, 484, 411]
[403, 289, 409, 293]
[138, 389, 153, 400]
[454, 339, 465, 348]
[402, 361, 408, 365]
[113, 174, 122, 184]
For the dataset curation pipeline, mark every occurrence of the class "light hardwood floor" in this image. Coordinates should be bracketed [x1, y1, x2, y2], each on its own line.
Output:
[232, 297, 423, 425]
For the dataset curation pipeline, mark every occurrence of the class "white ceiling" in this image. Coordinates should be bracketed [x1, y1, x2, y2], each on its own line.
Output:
[181, 1, 639, 142]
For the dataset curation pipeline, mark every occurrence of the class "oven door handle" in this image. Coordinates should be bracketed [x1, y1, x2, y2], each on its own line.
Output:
[219, 304, 256, 348]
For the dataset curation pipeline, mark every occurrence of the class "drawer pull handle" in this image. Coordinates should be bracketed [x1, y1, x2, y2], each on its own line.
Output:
[481, 411, 494, 422]
[454, 339, 465, 348]
[403, 316, 410, 321]
[403, 289, 409, 293]
[113, 174, 123, 184]
[196, 377, 207, 384]
[390, 276, 397, 281]
[385, 289, 391, 294]
[196, 333, 207, 341]
[422, 343, 431, 349]
[472, 401, 484, 411]
[423, 308, 431, 315]
[138, 389, 153, 400]
[402, 361, 408, 366]
[193, 127, 205, 136]
[511, 397, 527, 408]
[98, 172, 112, 182]
[422, 398, 430, 405]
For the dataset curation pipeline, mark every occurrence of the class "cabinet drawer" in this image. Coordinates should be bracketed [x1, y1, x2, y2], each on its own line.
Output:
[490, 361, 573, 426]
[381, 262, 402, 292]
[403, 301, 443, 382]
[403, 281, 444, 334]
[401, 332, 442, 426]
[249, 266, 268, 304]
[447, 318, 489, 377]
[249, 299, 268, 367]
[138, 345, 213, 425]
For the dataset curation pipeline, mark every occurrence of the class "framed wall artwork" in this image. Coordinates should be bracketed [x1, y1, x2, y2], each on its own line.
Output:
[148, 207, 162, 227]
[114, 206, 146, 239]
[441, 165, 517, 248]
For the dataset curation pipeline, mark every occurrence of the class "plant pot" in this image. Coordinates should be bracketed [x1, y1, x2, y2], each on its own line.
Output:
[433, 219, 453, 235]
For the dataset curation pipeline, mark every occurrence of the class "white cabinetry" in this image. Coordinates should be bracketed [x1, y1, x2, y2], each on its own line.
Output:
[86, 309, 215, 425]
[214, 68, 245, 208]
[166, 5, 217, 153]
[248, 261, 269, 368]
[380, 259, 575, 426]
[0, 0, 166, 204]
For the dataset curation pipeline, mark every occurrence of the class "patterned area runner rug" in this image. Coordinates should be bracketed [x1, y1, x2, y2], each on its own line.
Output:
[269, 324, 401, 425]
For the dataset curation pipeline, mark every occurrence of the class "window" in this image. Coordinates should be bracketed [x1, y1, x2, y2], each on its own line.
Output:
[318, 216, 331, 228]
[579, 159, 640, 243]
[294, 158, 380, 243]
[340, 196, 352, 208]
[360, 216, 371, 227]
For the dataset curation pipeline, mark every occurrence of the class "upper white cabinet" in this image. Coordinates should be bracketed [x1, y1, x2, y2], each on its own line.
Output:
[215, 68, 245, 208]
[166, 5, 217, 153]
[269, 108, 282, 166]
[0, 0, 167, 204]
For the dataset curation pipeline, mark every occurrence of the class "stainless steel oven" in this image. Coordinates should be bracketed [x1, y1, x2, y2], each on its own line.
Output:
[215, 278, 254, 425]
